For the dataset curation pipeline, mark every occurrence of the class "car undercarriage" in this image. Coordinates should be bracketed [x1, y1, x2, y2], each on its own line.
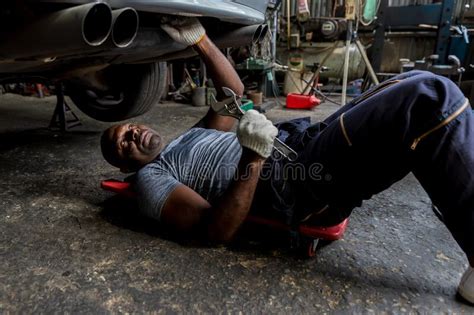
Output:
[0, 0, 269, 121]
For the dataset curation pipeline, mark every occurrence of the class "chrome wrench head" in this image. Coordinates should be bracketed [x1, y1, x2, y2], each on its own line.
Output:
[210, 87, 245, 120]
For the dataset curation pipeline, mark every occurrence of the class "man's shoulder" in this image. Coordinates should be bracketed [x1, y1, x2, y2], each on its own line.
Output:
[135, 160, 164, 180]
[174, 127, 217, 142]
[134, 159, 178, 193]
[174, 127, 233, 145]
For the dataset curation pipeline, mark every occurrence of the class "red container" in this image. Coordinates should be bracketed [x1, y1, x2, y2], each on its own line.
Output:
[286, 93, 321, 109]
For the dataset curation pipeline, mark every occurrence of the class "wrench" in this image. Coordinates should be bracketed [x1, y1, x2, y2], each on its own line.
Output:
[211, 87, 298, 162]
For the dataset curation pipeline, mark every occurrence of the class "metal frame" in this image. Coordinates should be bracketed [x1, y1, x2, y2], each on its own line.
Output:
[372, 0, 456, 72]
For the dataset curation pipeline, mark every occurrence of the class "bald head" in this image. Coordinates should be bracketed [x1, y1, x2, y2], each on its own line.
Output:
[101, 125, 123, 168]
[100, 123, 163, 172]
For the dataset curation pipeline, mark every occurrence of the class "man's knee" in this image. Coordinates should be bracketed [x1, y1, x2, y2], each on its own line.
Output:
[394, 71, 465, 115]
[393, 70, 436, 81]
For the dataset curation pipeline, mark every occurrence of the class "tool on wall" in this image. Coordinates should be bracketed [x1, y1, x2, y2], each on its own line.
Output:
[297, 0, 311, 21]
[401, 54, 465, 86]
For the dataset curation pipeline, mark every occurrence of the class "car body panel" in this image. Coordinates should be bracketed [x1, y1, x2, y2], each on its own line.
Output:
[35, 0, 268, 24]
[0, 0, 268, 75]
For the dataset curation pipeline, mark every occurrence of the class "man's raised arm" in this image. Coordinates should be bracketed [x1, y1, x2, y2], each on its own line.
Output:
[162, 18, 244, 131]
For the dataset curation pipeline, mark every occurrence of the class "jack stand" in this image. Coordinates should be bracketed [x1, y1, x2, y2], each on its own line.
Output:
[341, 19, 380, 105]
[49, 84, 81, 132]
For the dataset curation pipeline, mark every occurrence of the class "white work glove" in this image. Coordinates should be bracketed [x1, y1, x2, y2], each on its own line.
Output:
[459, 266, 474, 303]
[237, 110, 278, 158]
[161, 17, 206, 46]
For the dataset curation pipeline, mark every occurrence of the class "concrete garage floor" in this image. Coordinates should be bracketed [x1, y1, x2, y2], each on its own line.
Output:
[0, 93, 473, 313]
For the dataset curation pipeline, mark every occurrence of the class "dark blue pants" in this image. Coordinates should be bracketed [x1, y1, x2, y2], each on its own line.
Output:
[292, 71, 474, 257]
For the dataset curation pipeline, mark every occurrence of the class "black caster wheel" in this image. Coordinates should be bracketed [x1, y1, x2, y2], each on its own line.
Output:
[298, 238, 319, 258]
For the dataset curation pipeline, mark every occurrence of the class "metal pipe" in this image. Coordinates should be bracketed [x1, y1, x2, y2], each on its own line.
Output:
[155, 24, 266, 61]
[302, 41, 339, 94]
[258, 24, 269, 43]
[212, 24, 265, 47]
[355, 39, 379, 85]
[0, 3, 112, 60]
[320, 0, 326, 18]
[341, 20, 352, 105]
[110, 8, 139, 48]
[272, 10, 278, 60]
[287, 0, 292, 50]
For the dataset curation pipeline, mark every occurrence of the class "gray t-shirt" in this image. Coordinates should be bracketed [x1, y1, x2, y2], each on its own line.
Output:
[134, 128, 242, 221]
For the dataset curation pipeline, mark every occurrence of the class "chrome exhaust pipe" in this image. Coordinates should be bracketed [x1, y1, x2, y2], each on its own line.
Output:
[110, 8, 139, 48]
[82, 3, 113, 47]
[211, 24, 265, 48]
[257, 24, 269, 42]
[113, 23, 267, 63]
[0, 3, 112, 60]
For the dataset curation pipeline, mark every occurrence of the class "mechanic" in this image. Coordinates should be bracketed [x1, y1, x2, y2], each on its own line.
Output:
[101, 18, 474, 303]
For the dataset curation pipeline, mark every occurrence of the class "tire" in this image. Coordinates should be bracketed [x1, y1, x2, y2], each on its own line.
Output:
[67, 62, 167, 122]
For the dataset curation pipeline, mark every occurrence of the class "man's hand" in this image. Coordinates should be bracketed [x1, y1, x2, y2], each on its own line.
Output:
[161, 17, 206, 46]
[237, 110, 278, 158]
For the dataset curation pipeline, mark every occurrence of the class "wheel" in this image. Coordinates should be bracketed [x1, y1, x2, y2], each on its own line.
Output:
[67, 62, 167, 122]
[305, 238, 319, 258]
[293, 237, 319, 258]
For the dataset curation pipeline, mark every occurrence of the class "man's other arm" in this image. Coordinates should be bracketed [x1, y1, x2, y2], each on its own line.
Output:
[158, 110, 277, 243]
[160, 148, 264, 242]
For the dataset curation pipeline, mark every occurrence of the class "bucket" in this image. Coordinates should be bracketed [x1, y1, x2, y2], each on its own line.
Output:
[192, 87, 207, 107]
[248, 91, 263, 105]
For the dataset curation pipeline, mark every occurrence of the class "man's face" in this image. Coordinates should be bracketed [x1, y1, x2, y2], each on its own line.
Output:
[106, 123, 163, 171]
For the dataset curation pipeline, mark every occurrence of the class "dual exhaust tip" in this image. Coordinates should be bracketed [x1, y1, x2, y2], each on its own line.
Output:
[0, 2, 138, 60]
[252, 24, 269, 44]
[81, 3, 138, 48]
[83, 2, 267, 50]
